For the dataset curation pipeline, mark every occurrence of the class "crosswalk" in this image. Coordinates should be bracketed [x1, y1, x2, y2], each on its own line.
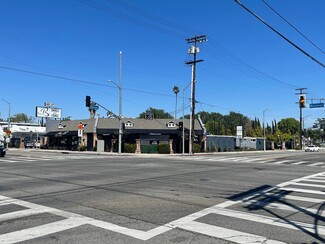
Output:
[1, 153, 325, 168]
[0, 154, 114, 163]
[1, 172, 325, 243]
[170, 171, 325, 243]
[176, 155, 325, 167]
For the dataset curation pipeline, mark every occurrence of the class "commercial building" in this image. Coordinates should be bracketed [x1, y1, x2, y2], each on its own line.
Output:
[44, 117, 205, 153]
[0, 122, 46, 148]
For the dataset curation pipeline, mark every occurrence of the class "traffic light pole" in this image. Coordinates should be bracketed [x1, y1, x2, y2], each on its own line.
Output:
[295, 88, 307, 150]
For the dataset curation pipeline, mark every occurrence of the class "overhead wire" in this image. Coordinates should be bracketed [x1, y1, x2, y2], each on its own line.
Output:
[79, 0, 185, 38]
[79, 0, 300, 90]
[234, 0, 325, 69]
[260, 0, 325, 56]
[2, 0, 322, 122]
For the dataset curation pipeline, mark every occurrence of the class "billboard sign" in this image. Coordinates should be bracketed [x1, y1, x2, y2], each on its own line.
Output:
[36, 106, 62, 118]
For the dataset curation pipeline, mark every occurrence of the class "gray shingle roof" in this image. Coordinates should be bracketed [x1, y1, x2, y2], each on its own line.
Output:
[46, 118, 204, 134]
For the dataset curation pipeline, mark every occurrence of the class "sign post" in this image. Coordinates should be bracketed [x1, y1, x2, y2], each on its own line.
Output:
[77, 122, 83, 151]
[78, 122, 83, 138]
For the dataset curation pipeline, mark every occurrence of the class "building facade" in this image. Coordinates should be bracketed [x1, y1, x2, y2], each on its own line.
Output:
[0, 122, 46, 148]
[44, 117, 205, 153]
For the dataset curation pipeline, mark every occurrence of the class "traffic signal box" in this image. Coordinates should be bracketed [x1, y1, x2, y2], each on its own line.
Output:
[86, 96, 91, 107]
[178, 122, 183, 130]
[299, 95, 306, 108]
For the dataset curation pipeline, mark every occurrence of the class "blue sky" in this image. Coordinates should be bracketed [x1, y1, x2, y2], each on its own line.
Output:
[0, 0, 324, 128]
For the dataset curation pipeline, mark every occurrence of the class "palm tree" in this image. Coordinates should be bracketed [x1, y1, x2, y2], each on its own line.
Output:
[173, 86, 180, 119]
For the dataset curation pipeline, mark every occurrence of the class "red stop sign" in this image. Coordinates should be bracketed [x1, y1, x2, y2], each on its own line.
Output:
[78, 123, 83, 129]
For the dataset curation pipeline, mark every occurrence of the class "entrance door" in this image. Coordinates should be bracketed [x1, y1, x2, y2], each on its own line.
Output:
[87, 134, 93, 151]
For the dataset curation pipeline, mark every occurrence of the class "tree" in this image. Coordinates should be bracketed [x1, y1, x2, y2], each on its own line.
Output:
[11, 113, 34, 123]
[224, 112, 250, 136]
[172, 86, 180, 119]
[278, 118, 299, 135]
[314, 118, 325, 130]
[138, 108, 173, 119]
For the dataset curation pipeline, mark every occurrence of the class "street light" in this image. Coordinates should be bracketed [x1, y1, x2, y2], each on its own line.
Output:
[263, 109, 271, 151]
[107, 79, 122, 154]
[106, 51, 123, 154]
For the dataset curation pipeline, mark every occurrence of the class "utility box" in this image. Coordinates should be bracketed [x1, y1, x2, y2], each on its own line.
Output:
[97, 140, 105, 152]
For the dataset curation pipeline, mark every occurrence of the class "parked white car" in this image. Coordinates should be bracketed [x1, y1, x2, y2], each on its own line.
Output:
[305, 145, 319, 152]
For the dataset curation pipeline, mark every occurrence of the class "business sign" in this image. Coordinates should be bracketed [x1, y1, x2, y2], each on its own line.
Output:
[310, 103, 324, 108]
[44, 102, 55, 107]
[236, 126, 243, 138]
[36, 106, 62, 118]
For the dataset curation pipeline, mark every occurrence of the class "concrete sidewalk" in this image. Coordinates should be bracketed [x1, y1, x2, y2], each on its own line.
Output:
[6, 147, 299, 157]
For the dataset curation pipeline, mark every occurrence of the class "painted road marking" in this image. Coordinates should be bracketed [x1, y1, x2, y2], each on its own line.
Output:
[1, 172, 325, 243]
[309, 162, 324, 167]
[292, 161, 308, 165]
[244, 200, 325, 217]
[273, 160, 291, 164]
[177, 220, 285, 244]
[0, 218, 86, 244]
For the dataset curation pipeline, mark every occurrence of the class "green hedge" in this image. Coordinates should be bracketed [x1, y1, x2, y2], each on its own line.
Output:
[158, 144, 170, 154]
[124, 143, 136, 153]
[193, 143, 200, 153]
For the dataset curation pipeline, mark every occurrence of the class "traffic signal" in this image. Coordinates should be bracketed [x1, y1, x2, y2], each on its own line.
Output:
[85, 96, 91, 107]
[299, 95, 306, 108]
[178, 121, 183, 130]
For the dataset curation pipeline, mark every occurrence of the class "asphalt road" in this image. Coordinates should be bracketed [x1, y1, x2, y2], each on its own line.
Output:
[0, 149, 325, 243]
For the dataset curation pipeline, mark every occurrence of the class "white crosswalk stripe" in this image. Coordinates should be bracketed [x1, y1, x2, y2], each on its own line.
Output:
[0, 155, 116, 163]
[292, 161, 308, 165]
[175, 155, 325, 168]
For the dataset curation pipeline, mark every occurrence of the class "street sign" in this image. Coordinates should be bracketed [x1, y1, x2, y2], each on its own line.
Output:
[78, 122, 83, 129]
[90, 104, 99, 111]
[78, 129, 83, 137]
[236, 126, 243, 138]
[44, 102, 55, 107]
[310, 103, 324, 108]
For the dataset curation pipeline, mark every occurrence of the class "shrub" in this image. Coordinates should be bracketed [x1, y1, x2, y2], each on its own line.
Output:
[78, 145, 87, 151]
[158, 143, 170, 154]
[193, 143, 200, 153]
[124, 143, 136, 153]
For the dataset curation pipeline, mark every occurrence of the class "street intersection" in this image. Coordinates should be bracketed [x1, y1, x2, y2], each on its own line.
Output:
[0, 149, 325, 243]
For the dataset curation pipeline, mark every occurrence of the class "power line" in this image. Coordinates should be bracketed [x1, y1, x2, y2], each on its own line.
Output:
[0, 64, 181, 99]
[79, 0, 301, 90]
[260, 0, 325, 55]
[79, 0, 185, 38]
[204, 40, 298, 88]
[0, 65, 107, 87]
[104, 0, 196, 36]
[234, 0, 325, 69]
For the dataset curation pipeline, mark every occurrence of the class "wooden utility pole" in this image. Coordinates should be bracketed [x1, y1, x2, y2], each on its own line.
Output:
[185, 35, 207, 154]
